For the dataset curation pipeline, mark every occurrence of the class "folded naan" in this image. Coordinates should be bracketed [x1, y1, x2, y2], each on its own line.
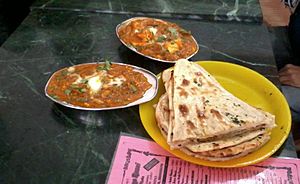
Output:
[155, 92, 271, 161]
[155, 93, 269, 153]
[154, 59, 276, 161]
[166, 59, 275, 148]
[180, 133, 270, 161]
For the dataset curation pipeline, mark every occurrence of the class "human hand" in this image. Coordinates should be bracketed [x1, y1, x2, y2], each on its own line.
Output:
[279, 64, 300, 88]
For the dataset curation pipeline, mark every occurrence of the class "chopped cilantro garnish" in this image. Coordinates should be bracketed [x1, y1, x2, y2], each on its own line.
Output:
[64, 89, 71, 95]
[156, 35, 167, 42]
[61, 70, 69, 76]
[179, 28, 191, 34]
[130, 84, 138, 93]
[77, 97, 88, 102]
[78, 88, 87, 93]
[70, 84, 78, 89]
[168, 27, 178, 37]
[80, 79, 88, 84]
[97, 59, 111, 71]
[50, 94, 59, 100]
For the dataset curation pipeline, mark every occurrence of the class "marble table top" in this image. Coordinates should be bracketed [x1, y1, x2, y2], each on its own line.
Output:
[0, 8, 296, 184]
[32, 0, 263, 23]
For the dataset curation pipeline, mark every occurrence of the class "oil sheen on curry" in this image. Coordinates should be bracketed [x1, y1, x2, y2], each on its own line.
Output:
[117, 17, 198, 62]
[46, 61, 152, 108]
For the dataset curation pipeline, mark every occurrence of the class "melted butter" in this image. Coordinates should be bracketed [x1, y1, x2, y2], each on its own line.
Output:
[87, 72, 126, 92]
[88, 76, 102, 92]
[148, 27, 157, 35]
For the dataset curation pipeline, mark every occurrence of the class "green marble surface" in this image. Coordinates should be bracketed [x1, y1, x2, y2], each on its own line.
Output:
[0, 9, 296, 184]
[0, 9, 278, 83]
[32, 0, 263, 23]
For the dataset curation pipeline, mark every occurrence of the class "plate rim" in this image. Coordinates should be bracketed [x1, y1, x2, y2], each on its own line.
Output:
[139, 60, 291, 168]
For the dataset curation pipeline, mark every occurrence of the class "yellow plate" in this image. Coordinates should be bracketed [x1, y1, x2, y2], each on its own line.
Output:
[139, 61, 291, 168]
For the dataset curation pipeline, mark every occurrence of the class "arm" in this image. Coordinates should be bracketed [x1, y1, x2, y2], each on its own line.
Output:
[279, 64, 300, 87]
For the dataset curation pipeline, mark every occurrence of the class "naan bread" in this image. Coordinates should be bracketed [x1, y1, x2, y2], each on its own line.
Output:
[155, 95, 270, 161]
[168, 59, 275, 147]
[155, 93, 268, 152]
[185, 129, 267, 152]
[180, 133, 270, 161]
[155, 93, 169, 136]
[154, 59, 276, 161]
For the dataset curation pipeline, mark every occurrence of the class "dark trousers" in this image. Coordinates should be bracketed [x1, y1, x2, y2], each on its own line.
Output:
[289, 5, 300, 65]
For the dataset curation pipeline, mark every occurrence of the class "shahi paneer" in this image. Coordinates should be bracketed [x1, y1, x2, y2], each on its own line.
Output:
[117, 17, 198, 62]
[46, 61, 152, 108]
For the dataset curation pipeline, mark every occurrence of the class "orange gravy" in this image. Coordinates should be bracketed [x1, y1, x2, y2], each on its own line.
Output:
[46, 63, 152, 108]
[118, 18, 198, 61]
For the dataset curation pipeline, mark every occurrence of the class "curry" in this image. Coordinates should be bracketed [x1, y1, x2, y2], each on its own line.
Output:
[117, 17, 198, 62]
[46, 61, 152, 108]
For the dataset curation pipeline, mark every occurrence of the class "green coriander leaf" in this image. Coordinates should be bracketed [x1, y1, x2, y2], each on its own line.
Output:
[50, 94, 59, 99]
[179, 28, 191, 34]
[61, 70, 69, 76]
[97, 59, 112, 71]
[64, 89, 71, 95]
[130, 84, 137, 93]
[168, 27, 178, 37]
[156, 35, 166, 42]
[78, 88, 87, 93]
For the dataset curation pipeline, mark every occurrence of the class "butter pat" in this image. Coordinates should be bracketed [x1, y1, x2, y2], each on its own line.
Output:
[88, 76, 102, 92]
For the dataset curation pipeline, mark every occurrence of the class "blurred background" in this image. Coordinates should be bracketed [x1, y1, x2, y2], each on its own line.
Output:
[0, 0, 35, 45]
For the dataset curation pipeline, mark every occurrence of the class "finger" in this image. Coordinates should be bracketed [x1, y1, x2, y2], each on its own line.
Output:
[279, 75, 292, 84]
[280, 80, 294, 86]
[279, 67, 298, 76]
[279, 64, 295, 73]
[279, 76, 300, 87]
[278, 70, 291, 77]
[285, 64, 294, 67]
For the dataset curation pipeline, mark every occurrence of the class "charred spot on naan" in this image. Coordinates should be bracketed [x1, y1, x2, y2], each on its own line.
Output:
[177, 86, 188, 98]
[201, 96, 210, 105]
[179, 90, 188, 98]
[191, 87, 198, 95]
[179, 104, 189, 116]
[187, 120, 196, 129]
[210, 109, 223, 121]
[196, 106, 206, 122]
[181, 79, 190, 86]
[193, 78, 202, 87]
[163, 106, 170, 112]
[213, 143, 220, 147]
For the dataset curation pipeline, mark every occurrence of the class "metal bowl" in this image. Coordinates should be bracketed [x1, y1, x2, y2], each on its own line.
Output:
[45, 62, 158, 110]
[116, 17, 199, 63]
